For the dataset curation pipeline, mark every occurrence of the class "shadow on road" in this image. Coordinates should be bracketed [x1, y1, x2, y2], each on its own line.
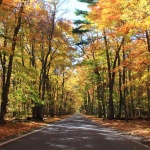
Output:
[0, 114, 149, 150]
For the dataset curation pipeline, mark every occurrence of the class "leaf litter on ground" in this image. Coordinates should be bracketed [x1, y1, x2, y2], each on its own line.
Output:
[85, 115, 150, 148]
[0, 115, 70, 142]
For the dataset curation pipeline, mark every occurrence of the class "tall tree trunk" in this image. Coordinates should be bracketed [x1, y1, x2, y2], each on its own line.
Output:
[94, 67, 102, 117]
[49, 81, 55, 117]
[87, 91, 91, 115]
[122, 50, 128, 120]
[0, 4, 23, 124]
[84, 86, 88, 114]
[103, 30, 125, 119]
[104, 32, 114, 119]
[34, 10, 56, 120]
[102, 81, 106, 118]
[29, 38, 38, 118]
[128, 69, 135, 118]
[59, 70, 65, 116]
[145, 30, 150, 117]
[0, 0, 2, 5]
[118, 54, 123, 118]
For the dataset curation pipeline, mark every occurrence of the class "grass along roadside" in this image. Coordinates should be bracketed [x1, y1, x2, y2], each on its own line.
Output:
[85, 115, 150, 147]
[0, 115, 70, 142]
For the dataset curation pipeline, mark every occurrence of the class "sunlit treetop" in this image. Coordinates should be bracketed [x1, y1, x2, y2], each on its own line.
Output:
[87, 0, 150, 35]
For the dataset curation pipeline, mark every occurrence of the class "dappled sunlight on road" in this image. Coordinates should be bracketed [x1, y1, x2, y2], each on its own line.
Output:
[37, 114, 145, 150]
[0, 114, 149, 150]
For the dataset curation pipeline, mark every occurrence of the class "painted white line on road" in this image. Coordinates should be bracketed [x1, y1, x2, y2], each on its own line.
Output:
[0, 116, 71, 147]
[88, 117, 150, 149]
[130, 137, 150, 149]
[0, 125, 51, 147]
[108, 127, 150, 149]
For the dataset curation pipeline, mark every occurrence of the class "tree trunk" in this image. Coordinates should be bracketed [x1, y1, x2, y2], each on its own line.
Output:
[87, 91, 91, 115]
[128, 70, 135, 118]
[108, 80, 114, 119]
[94, 67, 102, 117]
[59, 71, 65, 116]
[102, 81, 106, 118]
[0, 0, 2, 5]
[0, 4, 23, 124]
[145, 30, 150, 116]
[32, 105, 43, 120]
[104, 32, 114, 119]
[123, 68, 128, 120]
[118, 54, 123, 118]
[104, 30, 125, 119]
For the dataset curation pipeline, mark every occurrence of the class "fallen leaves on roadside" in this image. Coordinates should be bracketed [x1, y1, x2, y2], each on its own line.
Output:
[0, 122, 45, 141]
[85, 115, 150, 147]
[0, 115, 70, 141]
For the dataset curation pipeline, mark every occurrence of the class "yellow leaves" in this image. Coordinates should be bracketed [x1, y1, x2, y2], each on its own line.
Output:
[141, 16, 150, 29]
[88, 0, 150, 36]
[139, 0, 147, 7]
[87, 0, 124, 29]
[121, 0, 150, 30]
[141, 73, 150, 82]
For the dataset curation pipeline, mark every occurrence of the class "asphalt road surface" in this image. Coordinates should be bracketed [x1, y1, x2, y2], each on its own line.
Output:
[0, 114, 150, 150]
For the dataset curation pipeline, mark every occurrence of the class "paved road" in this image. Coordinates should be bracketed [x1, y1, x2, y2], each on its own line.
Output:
[0, 114, 149, 150]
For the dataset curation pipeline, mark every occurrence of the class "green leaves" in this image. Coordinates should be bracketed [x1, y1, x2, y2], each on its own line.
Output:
[77, 0, 98, 5]
[72, 25, 90, 34]
[75, 9, 88, 17]
[73, 19, 90, 25]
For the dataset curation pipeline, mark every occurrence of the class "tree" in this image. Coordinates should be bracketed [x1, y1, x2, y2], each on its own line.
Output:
[85, 0, 150, 119]
[0, 1, 24, 124]
[0, 0, 77, 123]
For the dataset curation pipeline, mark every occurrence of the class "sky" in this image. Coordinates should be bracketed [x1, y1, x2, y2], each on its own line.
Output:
[58, 0, 89, 21]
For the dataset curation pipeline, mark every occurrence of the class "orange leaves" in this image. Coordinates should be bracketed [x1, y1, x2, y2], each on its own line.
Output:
[57, 20, 72, 31]
[87, 0, 150, 74]
[119, 40, 148, 71]
[116, 23, 134, 36]
[0, 116, 68, 140]
[0, 46, 13, 54]
[87, 0, 150, 37]
[0, 122, 44, 140]
[87, 116, 150, 142]
[101, 0, 122, 21]
[87, 0, 123, 30]
[2, 0, 13, 5]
